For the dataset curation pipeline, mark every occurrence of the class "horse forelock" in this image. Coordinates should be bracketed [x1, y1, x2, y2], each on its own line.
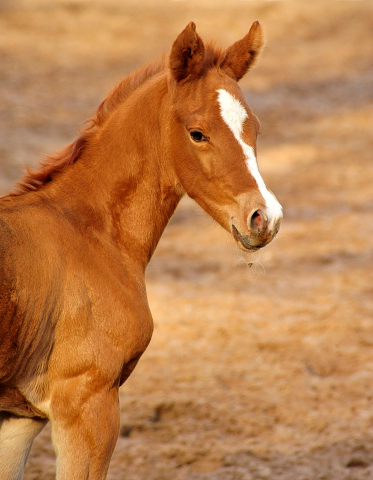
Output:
[200, 42, 225, 74]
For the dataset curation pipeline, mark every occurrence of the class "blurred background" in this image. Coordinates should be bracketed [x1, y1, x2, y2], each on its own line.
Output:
[1, 1, 373, 478]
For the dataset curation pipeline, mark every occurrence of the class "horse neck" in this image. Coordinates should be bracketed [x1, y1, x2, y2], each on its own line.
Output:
[48, 74, 183, 269]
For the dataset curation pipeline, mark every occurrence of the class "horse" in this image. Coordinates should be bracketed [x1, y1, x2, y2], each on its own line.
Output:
[0, 21, 282, 479]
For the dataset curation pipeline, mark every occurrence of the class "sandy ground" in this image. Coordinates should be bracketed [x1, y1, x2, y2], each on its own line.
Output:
[1, 1, 373, 478]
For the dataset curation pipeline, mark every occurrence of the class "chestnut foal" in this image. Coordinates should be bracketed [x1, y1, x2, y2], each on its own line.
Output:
[0, 22, 282, 479]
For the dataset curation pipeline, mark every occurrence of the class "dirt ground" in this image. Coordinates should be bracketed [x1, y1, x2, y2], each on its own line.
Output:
[1, 1, 373, 478]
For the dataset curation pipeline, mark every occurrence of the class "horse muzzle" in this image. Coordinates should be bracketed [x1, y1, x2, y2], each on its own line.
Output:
[232, 206, 283, 252]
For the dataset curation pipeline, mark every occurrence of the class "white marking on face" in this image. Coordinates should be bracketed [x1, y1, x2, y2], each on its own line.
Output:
[216, 89, 282, 228]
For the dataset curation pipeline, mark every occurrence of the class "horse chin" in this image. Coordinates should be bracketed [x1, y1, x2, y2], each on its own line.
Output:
[231, 224, 263, 252]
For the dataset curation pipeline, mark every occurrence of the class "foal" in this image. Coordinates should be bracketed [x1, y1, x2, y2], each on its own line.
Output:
[0, 22, 282, 479]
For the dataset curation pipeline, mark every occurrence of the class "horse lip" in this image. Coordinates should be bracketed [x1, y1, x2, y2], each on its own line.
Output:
[231, 224, 262, 252]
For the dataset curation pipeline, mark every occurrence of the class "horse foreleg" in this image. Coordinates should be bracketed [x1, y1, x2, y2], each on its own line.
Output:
[0, 413, 48, 480]
[50, 383, 120, 480]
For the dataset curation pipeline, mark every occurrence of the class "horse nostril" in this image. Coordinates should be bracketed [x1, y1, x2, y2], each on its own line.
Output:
[249, 209, 267, 234]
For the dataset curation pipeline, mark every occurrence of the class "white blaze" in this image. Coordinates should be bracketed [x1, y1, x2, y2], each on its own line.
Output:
[216, 89, 282, 227]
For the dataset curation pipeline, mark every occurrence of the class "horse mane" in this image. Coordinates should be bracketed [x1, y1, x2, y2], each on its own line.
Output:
[10, 43, 224, 196]
[10, 57, 167, 196]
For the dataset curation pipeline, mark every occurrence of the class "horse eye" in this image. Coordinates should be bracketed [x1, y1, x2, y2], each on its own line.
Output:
[190, 130, 208, 143]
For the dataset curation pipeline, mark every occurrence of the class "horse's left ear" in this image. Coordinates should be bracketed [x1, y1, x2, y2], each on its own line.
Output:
[169, 22, 205, 82]
[221, 21, 264, 81]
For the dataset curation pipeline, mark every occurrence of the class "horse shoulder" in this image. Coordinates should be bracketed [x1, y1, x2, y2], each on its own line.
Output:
[0, 195, 153, 411]
[0, 201, 66, 389]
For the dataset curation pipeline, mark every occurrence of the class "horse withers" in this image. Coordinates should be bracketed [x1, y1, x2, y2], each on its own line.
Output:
[0, 21, 282, 479]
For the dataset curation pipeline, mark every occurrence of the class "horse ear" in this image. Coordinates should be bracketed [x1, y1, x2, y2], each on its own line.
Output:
[169, 22, 205, 82]
[221, 21, 264, 81]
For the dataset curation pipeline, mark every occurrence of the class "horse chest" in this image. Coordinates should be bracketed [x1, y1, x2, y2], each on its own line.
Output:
[51, 267, 154, 383]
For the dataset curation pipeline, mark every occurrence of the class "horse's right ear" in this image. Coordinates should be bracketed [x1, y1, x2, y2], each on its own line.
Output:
[169, 22, 205, 82]
[221, 21, 264, 81]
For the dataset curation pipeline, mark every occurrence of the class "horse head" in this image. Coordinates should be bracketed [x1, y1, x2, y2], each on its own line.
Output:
[167, 22, 283, 251]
